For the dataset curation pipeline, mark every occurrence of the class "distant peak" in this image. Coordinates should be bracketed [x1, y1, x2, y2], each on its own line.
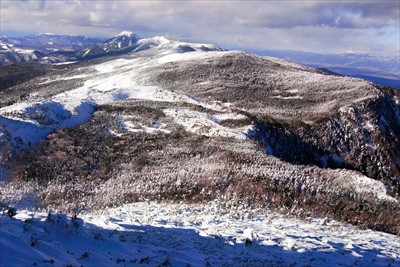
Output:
[117, 31, 134, 37]
[37, 33, 56, 36]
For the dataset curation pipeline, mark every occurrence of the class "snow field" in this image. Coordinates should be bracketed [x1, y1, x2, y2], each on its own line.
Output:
[1, 201, 399, 267]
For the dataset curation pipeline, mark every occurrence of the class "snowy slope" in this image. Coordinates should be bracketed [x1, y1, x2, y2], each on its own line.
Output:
[0, 58, 248, 149]
[1, 202, 399, 267]
[1, 33, 400, 266]
[79, 32, 223, 60]
[0, 36, 397, 202]
[0, 44, 249, 180]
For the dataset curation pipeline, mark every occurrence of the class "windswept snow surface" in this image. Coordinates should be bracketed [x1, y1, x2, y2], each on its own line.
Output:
[1, 202, 399, 267]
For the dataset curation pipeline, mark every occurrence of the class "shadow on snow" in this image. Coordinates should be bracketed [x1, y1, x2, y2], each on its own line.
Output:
[0, 212, 397, 267]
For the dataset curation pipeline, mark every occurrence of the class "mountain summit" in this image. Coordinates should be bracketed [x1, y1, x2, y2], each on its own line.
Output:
[104, 31, 141, 51]
[117, 30, 136, 37]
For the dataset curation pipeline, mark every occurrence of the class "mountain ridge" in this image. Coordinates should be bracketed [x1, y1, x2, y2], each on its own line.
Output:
[0, 31, 224, 66]
[246, 49, 400, 89]
[1, 31, 398, 89]
[0, 32, 399, 236]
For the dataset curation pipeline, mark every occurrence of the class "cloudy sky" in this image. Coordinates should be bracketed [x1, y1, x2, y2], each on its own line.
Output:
[1, 0, 399, 56]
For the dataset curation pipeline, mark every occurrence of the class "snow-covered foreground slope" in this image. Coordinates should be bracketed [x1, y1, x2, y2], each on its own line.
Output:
[1, 202, 399, 267]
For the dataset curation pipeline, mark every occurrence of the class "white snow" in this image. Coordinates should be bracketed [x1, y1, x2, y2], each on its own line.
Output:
[52, 61, 78, 65]
[364, 121, 375, 131]
[0, 100, 95, 154]
[0, 43, 13, 50]
[271, 95, 304, 100]
[213, 112, 248, 121]
[82, 48, 91, 57]
[157, 50, 223, 64]
[134, 36, 223, 58]
[163, 108, 251, 139]
[14, 48, 36, 55]
[117, 31, 134, 37]
[119, 115, 171, 135]
[1, 201, 399, 267]
[341, 171, 397, 202]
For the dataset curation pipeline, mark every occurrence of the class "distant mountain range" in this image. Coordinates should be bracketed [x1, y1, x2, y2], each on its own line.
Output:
[0, 31, 223, 66]
[247, 49, 400, 89]
[0, 32, 140, 65]
[0, 32, 399, 89]
[0, 32, 224, 90]
[0, 33, 103, 53]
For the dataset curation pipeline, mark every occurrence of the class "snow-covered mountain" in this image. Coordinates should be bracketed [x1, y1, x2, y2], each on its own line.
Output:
[1, 32, 400, 266]
[0, 31, 223, 65]
[104, 31, 141, 51]
[0, 33, 101, 53]
[78, 32, 223, 60]
[78, 31, 141, 59]
[0, 46, 42, 66]
[0, 33, 101, 66]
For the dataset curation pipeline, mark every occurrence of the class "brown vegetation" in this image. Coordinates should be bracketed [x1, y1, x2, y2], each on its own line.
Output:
[3, 97, 399, 235]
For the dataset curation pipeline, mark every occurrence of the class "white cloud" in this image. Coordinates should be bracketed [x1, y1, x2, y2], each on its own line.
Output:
[1, 0, 398, 55]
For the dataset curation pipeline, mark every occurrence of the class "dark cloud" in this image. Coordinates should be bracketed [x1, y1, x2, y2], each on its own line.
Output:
[1, 0, 398, 55]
